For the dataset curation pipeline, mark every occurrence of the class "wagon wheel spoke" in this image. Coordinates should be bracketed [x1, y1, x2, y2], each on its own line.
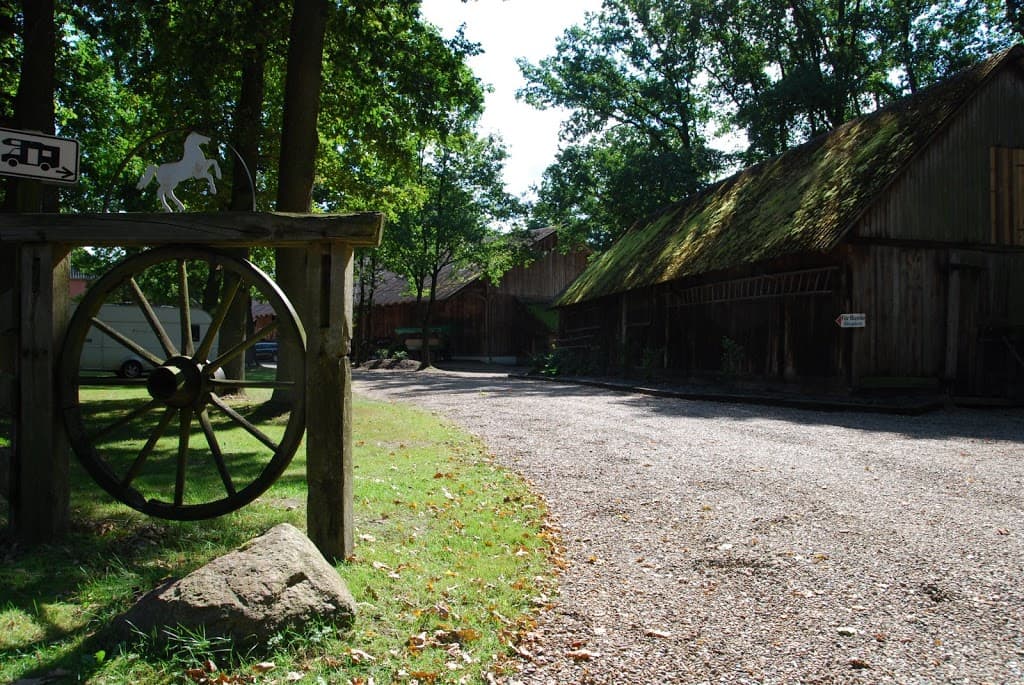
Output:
[88, 397, 162, 442]
[175, 407, 193, 506]
[121, 405, 177, 489]
[198, 408, 236, 496]
[208, 378, 297, 391]
[89, 316, 165, 367]
[207, 393, 280, 453]
[209, 322, 279, 370]
[177, 259, 194, 357]
[76, 376, 149, 388]
[196, 272, 241, 362]
[130, 277, 177, 358]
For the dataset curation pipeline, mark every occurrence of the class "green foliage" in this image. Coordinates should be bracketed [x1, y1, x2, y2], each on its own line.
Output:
[8, 1, 488, 217]
[720, 336, 746, 377]
[520, 1, 725, 249]
[522, 0, 1016, 249]
[531, 347, 603, 377]
[384, 125, 521, 365]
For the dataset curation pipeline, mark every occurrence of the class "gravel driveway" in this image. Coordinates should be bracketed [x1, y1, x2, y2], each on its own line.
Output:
[353, 368, 1024, 684]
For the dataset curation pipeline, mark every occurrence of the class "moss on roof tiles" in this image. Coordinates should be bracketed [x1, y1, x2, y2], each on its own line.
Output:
[558, 46, 1022, 307]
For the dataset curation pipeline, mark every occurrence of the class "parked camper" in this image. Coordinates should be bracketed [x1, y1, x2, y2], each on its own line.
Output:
[77, 304, 217, 377]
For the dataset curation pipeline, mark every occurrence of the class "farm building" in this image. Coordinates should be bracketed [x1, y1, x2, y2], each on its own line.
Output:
[364, 228, 589, 363]
[556, 45, 1024, 399]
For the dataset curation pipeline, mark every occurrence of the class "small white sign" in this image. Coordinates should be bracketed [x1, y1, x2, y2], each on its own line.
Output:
[0, 126, 79, 184]
[836, 313, 866, 328]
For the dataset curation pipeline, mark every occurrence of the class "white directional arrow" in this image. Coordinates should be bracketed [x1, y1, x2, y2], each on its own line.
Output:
[0, 127, 80, 184]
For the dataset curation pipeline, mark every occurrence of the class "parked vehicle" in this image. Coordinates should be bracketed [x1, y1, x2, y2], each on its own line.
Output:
[77, 303, 217, 377]
[254, 341, 278, 362]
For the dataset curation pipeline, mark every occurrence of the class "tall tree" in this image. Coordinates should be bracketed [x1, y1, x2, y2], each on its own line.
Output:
[519, 0, 724, 248]
[388, 130, 517, 369]
[523, 0, 1015, 248]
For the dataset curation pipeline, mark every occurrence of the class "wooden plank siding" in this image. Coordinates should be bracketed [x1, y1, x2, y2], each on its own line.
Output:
[363, 231, 588, 361]
[848, 66, 1024, 395]
[496, 232, 590, 300]
[856, 67, 1024, 244]
[553, 51, 1024, 398]
[847, 245, 948, 380]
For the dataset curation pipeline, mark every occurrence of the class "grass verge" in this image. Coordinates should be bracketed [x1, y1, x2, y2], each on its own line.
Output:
[0, 393, 556, 684]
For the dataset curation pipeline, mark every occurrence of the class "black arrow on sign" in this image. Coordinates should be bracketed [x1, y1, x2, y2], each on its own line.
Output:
[57, 166, 75, 180]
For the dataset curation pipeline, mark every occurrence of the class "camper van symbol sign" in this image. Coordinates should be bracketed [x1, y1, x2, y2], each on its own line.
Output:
[0, 127, 79, 184]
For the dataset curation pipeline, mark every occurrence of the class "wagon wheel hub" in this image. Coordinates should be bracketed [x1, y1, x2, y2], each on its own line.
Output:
[146, 356, 206, 408]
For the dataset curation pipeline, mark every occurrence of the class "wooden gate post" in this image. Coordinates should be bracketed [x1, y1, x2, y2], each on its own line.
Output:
[304, 240, 355, 561]
[11, 242, 70, 543]
[0, 212, 381, 548]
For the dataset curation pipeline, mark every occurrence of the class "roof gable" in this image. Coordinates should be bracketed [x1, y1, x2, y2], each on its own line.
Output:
[559, 45, 1024, 306]
[369, 227, 561, 306]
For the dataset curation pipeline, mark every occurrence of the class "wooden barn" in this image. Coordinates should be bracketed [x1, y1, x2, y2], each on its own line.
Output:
[557, 45, 1024, 399]
[367, 228, 589, 363]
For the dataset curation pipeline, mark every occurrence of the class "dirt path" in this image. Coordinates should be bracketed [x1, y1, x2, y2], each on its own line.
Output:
[353, 368, 1024, 684]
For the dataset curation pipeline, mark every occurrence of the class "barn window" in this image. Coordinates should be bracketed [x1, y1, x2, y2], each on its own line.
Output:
[990, 147, 1024, 245]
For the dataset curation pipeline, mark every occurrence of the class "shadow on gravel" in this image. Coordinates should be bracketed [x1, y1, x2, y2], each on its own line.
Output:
[353, 369, 1024, 444]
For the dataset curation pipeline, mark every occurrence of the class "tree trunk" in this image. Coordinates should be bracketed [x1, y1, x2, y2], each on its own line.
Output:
[419, 269, 441, 369]
[274, 0, 328, 400]
[4, 0, 69, 545]
[223, 37, 268, 391]
[2, 0, 57, 214]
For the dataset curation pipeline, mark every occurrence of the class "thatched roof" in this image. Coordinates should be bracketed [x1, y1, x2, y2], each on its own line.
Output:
[558, 45, 1024, 307]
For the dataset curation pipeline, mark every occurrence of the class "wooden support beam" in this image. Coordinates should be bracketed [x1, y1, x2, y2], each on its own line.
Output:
[945, 257, 962, 385]
[11, 243, 69, 543]
[0, 211, 383, 248]
[304, 241, 354, 562]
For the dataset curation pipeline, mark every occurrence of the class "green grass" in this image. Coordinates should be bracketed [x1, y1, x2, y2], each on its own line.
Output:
[0, 384, 556, 684]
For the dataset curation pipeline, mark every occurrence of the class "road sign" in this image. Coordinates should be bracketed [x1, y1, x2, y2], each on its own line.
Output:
[0, 127, 79, 184]
[835, 313, 866, 328]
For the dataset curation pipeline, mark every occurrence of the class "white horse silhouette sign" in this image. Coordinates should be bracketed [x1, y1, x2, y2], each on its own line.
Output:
[137, 131, 222, 212]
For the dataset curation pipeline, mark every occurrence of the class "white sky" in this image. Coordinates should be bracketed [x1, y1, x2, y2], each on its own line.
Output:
[419, 0, 603, 199]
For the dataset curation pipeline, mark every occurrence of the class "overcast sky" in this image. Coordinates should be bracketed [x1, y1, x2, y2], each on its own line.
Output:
[419, 0, 603, 199]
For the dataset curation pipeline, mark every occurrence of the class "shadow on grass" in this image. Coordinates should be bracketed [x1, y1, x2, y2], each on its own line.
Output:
[0, 451, 298, 683]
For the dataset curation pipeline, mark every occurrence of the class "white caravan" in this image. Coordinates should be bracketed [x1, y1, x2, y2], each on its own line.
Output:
[77, 303, 217, 377]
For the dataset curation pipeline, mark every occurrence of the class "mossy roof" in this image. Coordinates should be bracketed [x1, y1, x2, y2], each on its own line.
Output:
[558, 45, 1024, 307]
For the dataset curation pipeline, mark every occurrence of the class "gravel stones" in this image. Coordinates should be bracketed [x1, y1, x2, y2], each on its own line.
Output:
[354, 368, 1024, 684]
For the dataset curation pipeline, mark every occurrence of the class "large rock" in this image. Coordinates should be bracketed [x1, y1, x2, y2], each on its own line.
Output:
[116, 523, 356, 649]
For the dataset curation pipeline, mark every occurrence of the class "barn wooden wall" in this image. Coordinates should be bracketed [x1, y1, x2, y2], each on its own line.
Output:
[849, 244, 1024, 395]
[497, 233, 590, 300]
[366, 285, 551, 359]
[858, 67, 1024, 244]
[363, 233, 587, 361]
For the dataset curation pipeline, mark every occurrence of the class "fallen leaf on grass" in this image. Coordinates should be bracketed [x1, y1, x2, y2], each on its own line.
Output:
[436, 627, 482, 644]
[347, 648, 376, 664]
[253, 662, 276, 673]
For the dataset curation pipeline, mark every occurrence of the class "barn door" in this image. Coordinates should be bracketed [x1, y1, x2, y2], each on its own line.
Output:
[954, 268, 982, 395]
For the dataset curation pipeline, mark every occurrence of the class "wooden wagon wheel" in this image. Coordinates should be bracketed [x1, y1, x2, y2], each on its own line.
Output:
[60, 245, 306, 520]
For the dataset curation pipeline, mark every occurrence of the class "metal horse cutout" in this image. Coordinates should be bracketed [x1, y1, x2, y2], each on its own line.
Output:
[137, 131, 222, 212]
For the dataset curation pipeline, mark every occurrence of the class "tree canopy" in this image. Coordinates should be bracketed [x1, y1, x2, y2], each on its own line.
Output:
[522, 0, 1018, 249]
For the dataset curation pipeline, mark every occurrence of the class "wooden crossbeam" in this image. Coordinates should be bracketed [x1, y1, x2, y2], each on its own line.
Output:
[0, 211, 383, 248]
